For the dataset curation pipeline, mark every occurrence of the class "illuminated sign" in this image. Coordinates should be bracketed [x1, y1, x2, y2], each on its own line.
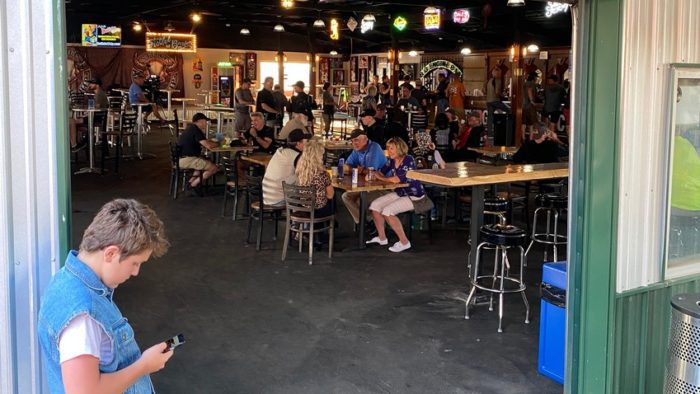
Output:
[545, 2, 570, 17]
[452, 9, 470, 24]
[419, 59, 463, 78]
[217, 61, 233, 68]
[424, 7, 440, 30]
[82, 24, 121, 47]
[347, 17, 358, 32]
[330, 19, 340, 40]
[146, 32, 197, 53]
[393, 16, 407, 31]
[361, 14, 375, 33]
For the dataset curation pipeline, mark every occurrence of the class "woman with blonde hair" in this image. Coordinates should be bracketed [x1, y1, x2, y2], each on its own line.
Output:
[366, 137, 426, 252]
[295, 139, 335, 218]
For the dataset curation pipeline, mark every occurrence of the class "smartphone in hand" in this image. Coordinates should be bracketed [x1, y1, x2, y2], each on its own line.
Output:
[163, 333, 185, 353]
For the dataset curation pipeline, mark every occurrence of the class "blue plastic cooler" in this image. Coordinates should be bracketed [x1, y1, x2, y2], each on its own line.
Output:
[538, 262, 567, 384]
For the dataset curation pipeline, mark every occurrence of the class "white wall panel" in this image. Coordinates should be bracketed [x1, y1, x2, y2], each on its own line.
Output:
[617, 0, 700, 292]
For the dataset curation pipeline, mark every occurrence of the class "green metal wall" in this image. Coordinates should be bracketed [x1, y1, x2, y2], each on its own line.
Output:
[612, 278, 700, 393]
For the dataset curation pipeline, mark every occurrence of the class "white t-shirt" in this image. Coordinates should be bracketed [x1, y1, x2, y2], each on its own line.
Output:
[58, 313, 113, 364]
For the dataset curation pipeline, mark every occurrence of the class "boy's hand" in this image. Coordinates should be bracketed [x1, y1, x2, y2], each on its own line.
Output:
[139, 343, 174, 374]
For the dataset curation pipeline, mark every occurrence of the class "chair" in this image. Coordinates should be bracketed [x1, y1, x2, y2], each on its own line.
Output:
[398, 197, 435, 244]
[525, 193, 568, 262]
[104, 112, 137, 174]
[221, 156, 247, 220]
[281, 182, 334, 265]
[168, 142, 201, 199]
[245, 175, 284, 251]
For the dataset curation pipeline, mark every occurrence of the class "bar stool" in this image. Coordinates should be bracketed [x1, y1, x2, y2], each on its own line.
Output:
[465, 224, 530, 333]
[525, 193, 568, 262]
[467, 196, 511, 268]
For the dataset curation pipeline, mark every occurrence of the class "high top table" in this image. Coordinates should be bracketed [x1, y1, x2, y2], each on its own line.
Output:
[172, 97, 195, 128]
[407, 161, 569, 278]
[160, 89, 180, 115]
[71, 107, 108, 174]
[130, 102, 156, 159]
[204, 105, 237, 138]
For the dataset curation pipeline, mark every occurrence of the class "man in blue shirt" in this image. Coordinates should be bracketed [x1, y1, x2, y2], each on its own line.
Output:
[341, 129, 388, 226]
[129, 73, 164, 122]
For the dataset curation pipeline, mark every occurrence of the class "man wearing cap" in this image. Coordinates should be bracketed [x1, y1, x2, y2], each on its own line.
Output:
[340, 129, 388, 226]
[410, 79, 429, 111]
[87, 78, 109, 109]
[360, 108, 385, 147]
[256, 77, 280, 127]
[374, 104, 387, 128]
[278, 113, 310, 141]
[235, 78, 254, 131]
[289, 81, 314, 122]
[262, 129, 311, 206]
[128, 73, 164, 122]
[177, 113, 220, 190]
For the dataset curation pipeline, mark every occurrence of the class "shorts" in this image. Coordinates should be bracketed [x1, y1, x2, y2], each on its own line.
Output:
[523, 105, 538, 125]
[545, 111, 561, 123]
[179, 156, 211, 171]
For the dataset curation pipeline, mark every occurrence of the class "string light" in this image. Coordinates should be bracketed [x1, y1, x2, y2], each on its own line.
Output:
[281, 0, 294, 9]
[132, 23, 143, 32]
[190, 13, 201, 23]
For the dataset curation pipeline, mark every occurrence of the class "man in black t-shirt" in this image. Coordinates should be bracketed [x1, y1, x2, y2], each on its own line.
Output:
[241, 112, 277, 154]
[435, 73, 449, 115]
[289, 80, 314, 121]
[256, 77, 279, 127]
[359, 108, 385, 147]
[177, 113, 220, 188]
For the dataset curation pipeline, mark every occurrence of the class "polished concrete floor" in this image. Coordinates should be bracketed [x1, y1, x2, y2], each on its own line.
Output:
[70, 130, 563, 394]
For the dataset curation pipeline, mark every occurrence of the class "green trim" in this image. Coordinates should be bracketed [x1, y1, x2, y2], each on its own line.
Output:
[53, 0, 71, 260]
[566, 0, 623, 392]
[617, 274, 700, 298]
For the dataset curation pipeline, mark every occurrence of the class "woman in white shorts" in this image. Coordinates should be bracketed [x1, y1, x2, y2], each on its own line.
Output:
[366, 137, 426, 252]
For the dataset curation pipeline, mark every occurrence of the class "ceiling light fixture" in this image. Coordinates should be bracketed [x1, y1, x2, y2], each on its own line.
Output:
[190, 13, 202, 22]
[507, 0, 526, 7]
[527, 44, 540, 53]
[408, 50, 418, 57]
[330, 50, 338, 56]
[281, 0, 294, 9]
[313, 18, 325, 28]
[274, 24, 285, 32]
[132, 23, 143, 32]
[240, 28, 250, 35]
[164, 22, 175, 32]
[460, 47, 472, 55]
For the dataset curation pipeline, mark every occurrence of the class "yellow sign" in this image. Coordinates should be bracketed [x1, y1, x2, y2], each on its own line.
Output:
[424, 7, 440, 30]
[330, 19, 340, 40]
[146, 32, 197, 53]
[393, 16, 407, 31]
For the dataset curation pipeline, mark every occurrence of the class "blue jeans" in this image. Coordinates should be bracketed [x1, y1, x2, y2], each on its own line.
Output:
[436, 98, 448, 114]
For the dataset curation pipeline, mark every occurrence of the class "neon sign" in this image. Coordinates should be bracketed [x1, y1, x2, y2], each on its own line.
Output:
[330, 18, 340, 40]
[452, 9, 470, 24]
[424, 7, 440, 30]
[545, 2, 569, 17]
[393, 16, 407, 31]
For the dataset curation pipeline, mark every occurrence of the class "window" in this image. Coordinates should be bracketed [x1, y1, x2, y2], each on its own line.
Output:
[260, 62, 310, 95]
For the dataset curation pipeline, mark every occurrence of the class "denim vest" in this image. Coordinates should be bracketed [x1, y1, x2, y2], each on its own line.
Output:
[38, 251, 154, 393]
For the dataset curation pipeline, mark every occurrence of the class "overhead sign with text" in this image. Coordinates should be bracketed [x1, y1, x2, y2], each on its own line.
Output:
[146, 33, 197, 53]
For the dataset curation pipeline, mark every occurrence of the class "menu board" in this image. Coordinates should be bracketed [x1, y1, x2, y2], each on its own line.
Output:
[82, 24, 121, 47]
[146, 33, 197, 53]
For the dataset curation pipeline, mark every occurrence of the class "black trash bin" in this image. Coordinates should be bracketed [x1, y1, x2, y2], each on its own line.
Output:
[493, 112, 514, 146]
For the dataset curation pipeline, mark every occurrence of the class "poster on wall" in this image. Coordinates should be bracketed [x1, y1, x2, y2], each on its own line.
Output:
[132, 51, 181, 90]
[192, 73, 202, 89]
[230, 52, 245, 65]
[192, 56, 203, 72]
[398, 64, 417, 80]
[82, 24, 122, 47]
[350, 56, 358, 82]
[67, 47, 93, 92]
[333, 70, 346, 85]
[359, 56, 368, 69]
[319, 57, 331, 84]
[245, 52, 257, 81]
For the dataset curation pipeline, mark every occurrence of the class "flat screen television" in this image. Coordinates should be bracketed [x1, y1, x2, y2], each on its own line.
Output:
[82, 24, 121, 47]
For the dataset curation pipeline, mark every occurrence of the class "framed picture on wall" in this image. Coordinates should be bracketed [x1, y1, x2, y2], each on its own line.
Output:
[663, 64, 700, 280]
[332, 69, 346, 85]
[398, 64, 417, 80]
[350, 56, 358, 82]
[359, 56, 368, 69]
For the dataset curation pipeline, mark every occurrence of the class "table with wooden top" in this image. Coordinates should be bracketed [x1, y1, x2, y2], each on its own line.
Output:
[407, 161, 569, 277]
[322, 140, 354, 151]
[240, 153, 273, 168]
[468, 145, 519, 158]
[332, 176, 408, 249]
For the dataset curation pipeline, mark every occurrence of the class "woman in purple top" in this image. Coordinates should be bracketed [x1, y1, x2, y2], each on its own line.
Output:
[366, 137, 426, 252]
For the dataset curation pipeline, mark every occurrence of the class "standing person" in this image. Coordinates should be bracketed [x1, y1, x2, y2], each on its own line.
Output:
[38, 199, 173, 393]
[543, 74, 566, 133]
[447, 74, 466, 119]
[411, 79, 429, 111]
[177, 113, 220, 190]
[522, 72, 538, 140]
[396, 85, 420, 129]
[362, 86, 378, 112]
[272, 84, 289, 127]
[486, 67, 510, 136]
[241, 112, 276, 154]
[379, 75, 392, 106]
[289, 81, 314, 123]
[256, 76, 280, 127]
[360, 108, 385, 146]
[366, 137, 426, 253]
[434, 73, 449, 115]
[322, 82, 337, 138]
[234, 78, 255, 132]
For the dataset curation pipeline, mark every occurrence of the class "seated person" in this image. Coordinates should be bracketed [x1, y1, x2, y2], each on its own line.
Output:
[341, 129, 389, 226]
[511, 122, 560, 164]
[241, 112, 277, 154]
[412, 129, 446, 169]
[396, 85, 420, 112]
[360, 108, 385, 146]
[128, 73, 164, 122]
[431, 112, 456, 155]
[279, 113, 310, 141]
[366, 137, 426, 253]
[383, 108, 410, 146]
[448, 113, 484, 162]
[262, 129, 310, 207]
[445, 108, 462, 137]
[296, 139, 335, 219]
[177, 113, 220, 189]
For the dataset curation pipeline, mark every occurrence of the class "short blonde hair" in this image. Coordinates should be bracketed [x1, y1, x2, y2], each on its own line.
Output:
[79, 199, 169, 259]
[250, 112, 264, 121]
[386, 137, 409, 157]
[367, 85, 377, 97]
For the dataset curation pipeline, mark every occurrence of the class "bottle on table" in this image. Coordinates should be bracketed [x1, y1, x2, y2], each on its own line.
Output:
[337, 158, 344, 180]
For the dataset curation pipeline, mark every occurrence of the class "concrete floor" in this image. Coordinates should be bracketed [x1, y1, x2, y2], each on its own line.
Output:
[70, 130, 563, 394]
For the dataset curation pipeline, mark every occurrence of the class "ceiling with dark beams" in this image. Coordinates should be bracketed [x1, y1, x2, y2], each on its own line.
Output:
[65, 0, 573, 54]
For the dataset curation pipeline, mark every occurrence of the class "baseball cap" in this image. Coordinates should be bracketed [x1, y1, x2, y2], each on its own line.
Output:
[87, 78, 102, 86]
[192, 113, 210, 122]
[287, 129, 312, 143]
[360, 108, 376, 118]
[293, 81, 305, 89]
[350, 129, 366, 139]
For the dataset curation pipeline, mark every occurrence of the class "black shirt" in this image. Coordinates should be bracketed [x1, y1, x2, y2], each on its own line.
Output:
[411, 87, 428, 105]
[363, 121, 385, 147]
[177, 124, 205, 157]
[384, 122, 409, 146]
[256, 88, 276, 116]
[512, 140, 559, 164]
[245, 125, 277, 154]
[289, 92, 313, 119]
[436, 79, 449, 100]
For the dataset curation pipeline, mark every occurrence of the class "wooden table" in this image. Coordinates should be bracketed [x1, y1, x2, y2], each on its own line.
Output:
[408, 162, 569, 277]
[332, 177, 408, 249]
[241, 154, 272, 168]
[322, 140, 354, 151]
[468, 145, 519, 158]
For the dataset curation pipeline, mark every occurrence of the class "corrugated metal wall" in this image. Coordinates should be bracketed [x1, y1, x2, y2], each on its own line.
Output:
[0, 0, 69, 392]
[617, 0, 700, 292]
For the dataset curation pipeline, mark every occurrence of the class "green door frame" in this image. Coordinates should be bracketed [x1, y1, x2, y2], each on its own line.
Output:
[566, 0, 622, 392]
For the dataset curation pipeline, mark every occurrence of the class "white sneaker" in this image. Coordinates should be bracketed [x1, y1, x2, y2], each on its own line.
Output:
[366, 236, 388, 245]
[389, 241, 411, 253]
